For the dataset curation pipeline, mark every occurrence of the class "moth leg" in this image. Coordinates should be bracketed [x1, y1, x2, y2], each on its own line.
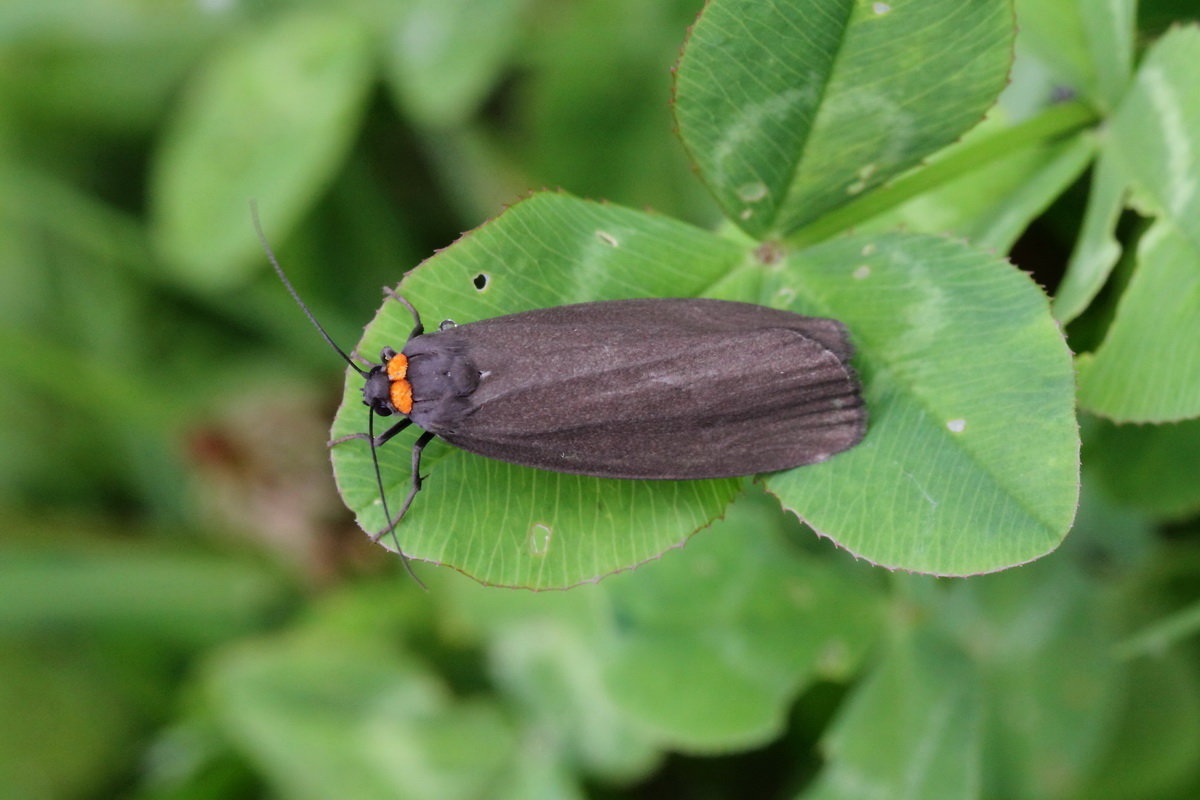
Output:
[328, 418, 412, 448]
[329, 432, 365, 447]
[358, 414, 428, 590]
[382, 287, 424, 341]
[371, 430, 435, 542]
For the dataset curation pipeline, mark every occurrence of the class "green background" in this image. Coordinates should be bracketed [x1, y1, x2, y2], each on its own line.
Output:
[2, 1, 1199, 798]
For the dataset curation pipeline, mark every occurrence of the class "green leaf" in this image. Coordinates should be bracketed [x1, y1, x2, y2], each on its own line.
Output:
[332, 193, 747, 588]
[383, 0, 528, 128]
[761, 232, 1079, 576]
[205, 635, 515, 800]
[802, 629, 982, 800]
[489, 746, 588, 800]
[1014, 0, 1135, 111]
[601, 491, 885, 752]
[519, 0, 709, 218]
[1074, 653, 1200, 800]
[1105, 26, 1200, 250]
[1090, 417, 1200, 520]
[1077, 222, 1200, 421]
[1074, 27, 1200, 422]
[0, 542, 289, 646]
[0, 1, 220, 133]
[487, 616, 662, 780]
[1053, 150, 1128, 323]
[673, 0, 1013, 237]
[938, 561, 1126, 798]
[334, 195, 1077, 582]
[443, 492, 884, 756]
[150, 11, 373, 290]
[441, 571, 662, 781]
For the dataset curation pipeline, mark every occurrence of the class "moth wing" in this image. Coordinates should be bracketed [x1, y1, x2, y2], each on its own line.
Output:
[433, 302, 864, 478]
[454, 298, 856, 360]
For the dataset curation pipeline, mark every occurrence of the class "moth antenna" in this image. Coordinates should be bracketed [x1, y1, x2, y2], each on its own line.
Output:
[253, 201, 424, 587]
[250, 200, 367, 377]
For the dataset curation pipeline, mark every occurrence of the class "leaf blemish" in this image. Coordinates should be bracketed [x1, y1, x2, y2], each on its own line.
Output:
[904, 471, 939, 508]
[528, 523, 553, 556]
[736, 182, 769, 202]
[755, 241, 785, 264]
[853, 265, 871, 280]
[711, 87, 813, 188]
[872, 2, 892, 14]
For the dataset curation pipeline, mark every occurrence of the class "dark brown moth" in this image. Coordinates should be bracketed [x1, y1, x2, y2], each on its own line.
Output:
[253, 204, 866, 583]
[378, 297, 866, 480]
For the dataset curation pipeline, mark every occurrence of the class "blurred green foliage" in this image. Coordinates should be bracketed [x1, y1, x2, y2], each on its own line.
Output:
[1, 1, 1199, 799]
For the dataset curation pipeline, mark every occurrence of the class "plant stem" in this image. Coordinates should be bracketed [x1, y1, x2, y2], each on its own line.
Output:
[789, 100, 1102, 246]
[1115, 599, 1200, 660]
